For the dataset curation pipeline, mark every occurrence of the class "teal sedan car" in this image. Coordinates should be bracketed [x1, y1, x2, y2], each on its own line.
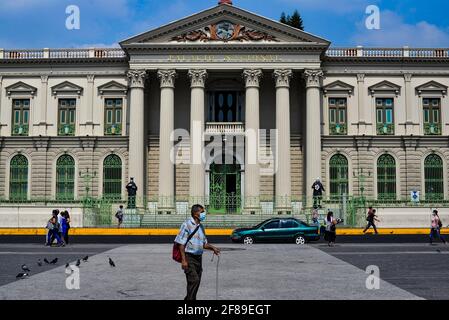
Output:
[231, 218, 320, 245]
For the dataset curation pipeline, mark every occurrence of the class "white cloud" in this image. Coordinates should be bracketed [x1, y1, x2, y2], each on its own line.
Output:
[352, 10, 449, 47]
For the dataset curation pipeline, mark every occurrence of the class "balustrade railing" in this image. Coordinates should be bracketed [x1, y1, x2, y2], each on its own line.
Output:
[205, 122, 245, 135]
[326, 47, 449, 58]
[0, 48, 126, 60]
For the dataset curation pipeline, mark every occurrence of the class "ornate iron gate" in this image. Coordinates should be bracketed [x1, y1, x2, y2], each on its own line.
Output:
[209, 163, 241, 214]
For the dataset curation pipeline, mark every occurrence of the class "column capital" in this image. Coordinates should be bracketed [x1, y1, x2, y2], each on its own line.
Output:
[243, 69, 263, 88]
[273, 69, 293, 88]
[357, 73, 365, 82]
[157, 69, 177, 88]
[303, 69, 324, 88]
[188, 69, 208, 88]
[40, 75, 49, 84]
[404, 73, 413, 82]
[127, 69, 147, 89]
[87, 74, 95, 83]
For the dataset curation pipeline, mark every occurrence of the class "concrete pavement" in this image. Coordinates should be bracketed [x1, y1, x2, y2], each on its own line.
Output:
[0, 243, 420, 300]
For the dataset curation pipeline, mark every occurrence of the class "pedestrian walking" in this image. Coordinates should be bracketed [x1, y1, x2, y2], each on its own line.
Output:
[174, 204, 220, 300]
[45, 216, 64, 247]
[324, 211, 342, 247]
[363, 207, 380, 234]
[430, 210, 447, 245]
[312, 177, 325, 208]
[61, 210, 71, 245]
[311, 208, 320, 226]
[115, 205, 124, 228]
[126, 178, 138, 209]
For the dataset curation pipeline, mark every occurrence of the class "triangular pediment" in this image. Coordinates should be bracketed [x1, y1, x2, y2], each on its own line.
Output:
[5, 81, 37, 96]
[98, 81, 128, 96]
[51, 81, 83, 96]
[323, 81, 354, 95]
[416, 81, 448, 95]
[120, 4, 329, 46]
[368, 80, 401, 95]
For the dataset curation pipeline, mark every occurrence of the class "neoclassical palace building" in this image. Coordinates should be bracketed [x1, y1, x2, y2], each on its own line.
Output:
[1, 0, 449, 227]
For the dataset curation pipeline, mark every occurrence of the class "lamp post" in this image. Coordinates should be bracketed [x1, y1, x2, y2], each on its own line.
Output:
[79, 168, 97, 202]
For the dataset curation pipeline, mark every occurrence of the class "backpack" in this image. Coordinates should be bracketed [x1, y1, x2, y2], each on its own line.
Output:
[172, 225, 201, 263]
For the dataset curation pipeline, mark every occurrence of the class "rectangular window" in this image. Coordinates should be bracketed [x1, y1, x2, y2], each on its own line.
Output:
[328, 98, 347, 135]
[104, 98, 123, 135]
[58, 99, 76, 136]
[11, 99, 30, 136]
[423, 98, 441, 135]
[376, 98, 394, 135]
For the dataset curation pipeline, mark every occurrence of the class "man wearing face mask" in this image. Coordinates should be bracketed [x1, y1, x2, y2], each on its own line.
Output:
[175, 204, 221, 300]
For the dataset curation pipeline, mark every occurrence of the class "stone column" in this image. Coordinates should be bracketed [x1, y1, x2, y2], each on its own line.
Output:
[127, 70, 147, 207]
[303, 69, 324, 201]
[188, 69, 207, 205]
[274, 69, 293, 213]
[85, 75, 95, 136]
[404, 73, 419, 135]
[157, 69, 177, 213]
[243, 69, 263, 214]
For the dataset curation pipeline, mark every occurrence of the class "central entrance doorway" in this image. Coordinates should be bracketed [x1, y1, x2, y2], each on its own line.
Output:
[209, 163, 241, 214]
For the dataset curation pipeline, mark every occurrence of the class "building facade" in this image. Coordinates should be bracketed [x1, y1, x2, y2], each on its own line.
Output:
[1, 1, 449, 227]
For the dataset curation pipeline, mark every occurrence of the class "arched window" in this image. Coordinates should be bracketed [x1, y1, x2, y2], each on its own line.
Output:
[56, 155, 75, 201]
[103, 155, 122, 199]
[10, 155, 28, 201]
[329, 154, 349, 197]
[424, 154, 444, 200]
[377, 154, 396, 200]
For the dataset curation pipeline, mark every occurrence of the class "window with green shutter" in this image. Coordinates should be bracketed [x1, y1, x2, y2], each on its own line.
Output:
[424, 154, 444, 201]
[10, 155, 28, 201]
[376, 98, 395, 135]
[103, 155, 122, 199]
[104, 99, 123, 135]
[329, 154, 349, 197]
[56, 155, 75, 201]
[58, 99, 76, 136]
[377, 154, 396, 200]
[12, 99, 30, 136]
[423, 98, 441, 135]
[329, 98, 347, 135]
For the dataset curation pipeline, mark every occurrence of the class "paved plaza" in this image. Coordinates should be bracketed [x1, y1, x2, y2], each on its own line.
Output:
[2, 242, 443, 300]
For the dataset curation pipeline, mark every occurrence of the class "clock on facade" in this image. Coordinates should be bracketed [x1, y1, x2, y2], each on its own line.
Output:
[216, 21, 235, 40]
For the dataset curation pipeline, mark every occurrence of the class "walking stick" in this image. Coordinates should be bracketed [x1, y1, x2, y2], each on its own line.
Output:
[211, 253, 220, 300]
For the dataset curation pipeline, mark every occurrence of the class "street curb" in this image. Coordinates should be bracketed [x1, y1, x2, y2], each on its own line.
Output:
[0, 228, 447, 236]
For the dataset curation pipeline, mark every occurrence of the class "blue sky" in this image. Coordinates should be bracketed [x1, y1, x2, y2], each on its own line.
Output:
[0, 0, 448, 48]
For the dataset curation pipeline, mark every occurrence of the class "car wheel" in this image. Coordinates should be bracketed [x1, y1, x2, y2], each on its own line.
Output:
[295, 235, 306, 245]
[243, 236, 254, 245]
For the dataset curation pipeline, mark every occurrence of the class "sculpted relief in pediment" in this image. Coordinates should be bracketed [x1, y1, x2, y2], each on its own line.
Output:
[171, 20, 278, 43]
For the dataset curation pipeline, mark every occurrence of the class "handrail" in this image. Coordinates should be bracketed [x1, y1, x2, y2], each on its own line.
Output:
[0, 48, 126, 60]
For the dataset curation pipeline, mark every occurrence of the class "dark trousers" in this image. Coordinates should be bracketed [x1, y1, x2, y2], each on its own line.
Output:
[127, 196, 136, 209]
[430, 228, 446, 244]
[364, 221, 378, 233]
[313, 196, 322, 208]
[184, 253, 203, 301]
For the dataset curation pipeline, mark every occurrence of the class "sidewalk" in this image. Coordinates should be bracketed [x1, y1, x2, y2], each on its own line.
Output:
[0, 228, 447, 236]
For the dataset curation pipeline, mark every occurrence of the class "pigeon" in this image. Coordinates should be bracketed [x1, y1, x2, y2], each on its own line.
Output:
[75, 259, 81, 267]
[50, 258, 58, 265]
[16, 273, 29, 279]
[37, 259, 42, 267]
[65, 263, 70, 268]
[109, 257, 116, 267]
[44, 258, 50, 264]
[82, 256, 89, 262]
[21, 264, 31, 272]
[437, 249, 442, 253]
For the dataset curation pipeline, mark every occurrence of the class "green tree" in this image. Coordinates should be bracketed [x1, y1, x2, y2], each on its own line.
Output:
[280, 9, 304, 31]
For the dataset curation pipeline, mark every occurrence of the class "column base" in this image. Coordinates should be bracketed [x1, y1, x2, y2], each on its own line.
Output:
[274, 207, 293, 215]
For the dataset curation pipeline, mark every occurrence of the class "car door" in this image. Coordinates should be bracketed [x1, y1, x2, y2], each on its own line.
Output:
[258, 220, 281, 242]
[279, 219, 300, 241]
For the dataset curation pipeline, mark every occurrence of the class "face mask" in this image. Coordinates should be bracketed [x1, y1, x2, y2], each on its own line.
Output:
[199, 211, 207, 222]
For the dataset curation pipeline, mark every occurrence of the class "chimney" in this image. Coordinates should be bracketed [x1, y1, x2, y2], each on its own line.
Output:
[219, 0, 233, 5]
